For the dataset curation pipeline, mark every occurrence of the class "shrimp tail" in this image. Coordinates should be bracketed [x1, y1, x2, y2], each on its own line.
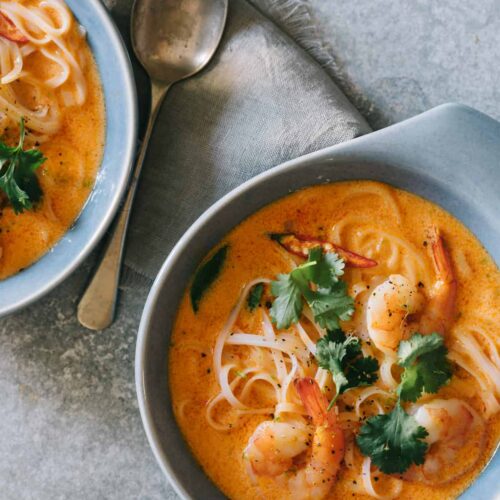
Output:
[431, 227, 456, 288]
[294, 377, 337, 427]
[420, 227, 457, 335]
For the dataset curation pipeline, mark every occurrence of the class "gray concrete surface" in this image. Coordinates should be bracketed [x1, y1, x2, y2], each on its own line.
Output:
[2, 0, 498, 498]
[309, 0, 500, 129]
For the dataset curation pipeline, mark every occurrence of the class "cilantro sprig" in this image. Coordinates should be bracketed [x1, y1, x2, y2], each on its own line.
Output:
[316, 329, 379, 409]
[356, 332, 453, 474]
[357, 403, 429, 474]
[0, 118, 45, 214]
[270, 246, 354, 330]
[397, 332, 452, 402]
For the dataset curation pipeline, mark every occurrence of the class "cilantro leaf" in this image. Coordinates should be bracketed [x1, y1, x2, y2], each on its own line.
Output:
[398, 332, 444, 367]
[270, 247, 353, 330]
[303, 246, 344, 288]
[397, 333, 452, 402]
[356, 403, 429, 474]
[322, 328, 347, 344]
[316, 332, 351, 391]
[343, 356, 380, 392]
[306, 282, 355, 330]
[316, 330, 379, 407]
[247, 283, 264, 311]
[0, 118, 45, 214]
[270, 272, 304, 329]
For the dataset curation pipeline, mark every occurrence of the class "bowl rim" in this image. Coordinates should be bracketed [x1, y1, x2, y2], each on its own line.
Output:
[136, 103, 500, 499]
[0, 0, 138, 316]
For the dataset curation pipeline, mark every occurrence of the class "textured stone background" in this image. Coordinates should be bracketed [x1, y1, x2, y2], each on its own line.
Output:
[308, 0, 500, 130]
[2, 0, 499, 498]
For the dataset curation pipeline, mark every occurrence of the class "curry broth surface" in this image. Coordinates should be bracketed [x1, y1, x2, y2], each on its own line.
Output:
[0, 31, 105, 279]
[169, 181, 500, 500]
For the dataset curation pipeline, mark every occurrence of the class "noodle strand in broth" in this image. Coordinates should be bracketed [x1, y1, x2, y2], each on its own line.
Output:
[0, 0, 86, 141]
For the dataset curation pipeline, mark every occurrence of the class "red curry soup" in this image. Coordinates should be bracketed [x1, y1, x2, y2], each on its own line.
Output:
[170, 181, 500, 500]
[0, 0, 105, 279]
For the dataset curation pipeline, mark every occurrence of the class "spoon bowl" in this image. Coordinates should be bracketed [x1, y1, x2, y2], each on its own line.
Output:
[132, 0, 228, 83]
[77, 0, 228, 330]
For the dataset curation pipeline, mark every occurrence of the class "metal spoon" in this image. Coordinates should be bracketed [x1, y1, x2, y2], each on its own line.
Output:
[77, 0, 228, 330]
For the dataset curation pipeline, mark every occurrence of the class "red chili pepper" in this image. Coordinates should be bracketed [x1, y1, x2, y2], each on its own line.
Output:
[269, 233, 377, 268]
[0, 12, 28, 44]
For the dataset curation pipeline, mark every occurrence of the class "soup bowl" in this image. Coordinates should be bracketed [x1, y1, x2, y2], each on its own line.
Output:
[0, 0, 137, 317]
[136, 103, 500, 499]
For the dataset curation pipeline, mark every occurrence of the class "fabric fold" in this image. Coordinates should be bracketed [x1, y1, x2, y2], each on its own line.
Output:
[113, 0, 370, 283]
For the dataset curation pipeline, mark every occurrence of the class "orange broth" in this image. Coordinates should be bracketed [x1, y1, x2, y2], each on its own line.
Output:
[170, 181, 500, 500]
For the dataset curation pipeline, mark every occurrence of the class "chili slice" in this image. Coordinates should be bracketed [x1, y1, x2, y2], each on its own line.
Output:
[269, 232, 377, 268]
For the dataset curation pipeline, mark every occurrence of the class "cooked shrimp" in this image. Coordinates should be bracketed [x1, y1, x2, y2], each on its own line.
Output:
[419, 227, 457, 335]
[244, 420, 310, 477]
[404, 398, 485, 484]
[366, 274, 423, 352]
[366, 228, 456, 353]
[288, 378, 345, 499]
[244, 378, 344, 500]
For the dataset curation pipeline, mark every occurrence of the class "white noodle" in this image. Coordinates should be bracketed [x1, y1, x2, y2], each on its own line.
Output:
[355, 387, 392, 419]
[362, 457, 403, 499]
[379, 355, 399, 389]
[225, 333, 304, 355]
[295, 320, 317, 355]
[219, 364, 247, 410]
[262, 311, 286, 382]
[0, 0, 88, 139]
[0, 38, 22, 84]
[453, 329, 500, 393]
[448, 351, 500, 418]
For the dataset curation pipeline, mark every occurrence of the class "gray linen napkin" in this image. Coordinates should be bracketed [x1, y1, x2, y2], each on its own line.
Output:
[104, 0, 370, 283]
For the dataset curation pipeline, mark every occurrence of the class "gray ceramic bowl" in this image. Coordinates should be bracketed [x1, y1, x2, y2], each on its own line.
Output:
[136, 103, 500, 499]
[0, 0, 137, 317]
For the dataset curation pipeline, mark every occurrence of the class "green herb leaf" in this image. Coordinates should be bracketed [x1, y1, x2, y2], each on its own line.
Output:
[356, 403, 429, 474]
[397, 332, 452, 402]
[303, 246, 345, 288]
[398, 332, 445, 367]
[247, 283, 264, 311]
[0, 118, 45, 214]
[190, 245, 229, 312]
[270, 247, 353, 329]
[316, 332, 351, 391]
[270, 272, 304, 329]
[316, 329, 379, 407]
[306, 282, 355, 331]
[343, 356, 380, 392]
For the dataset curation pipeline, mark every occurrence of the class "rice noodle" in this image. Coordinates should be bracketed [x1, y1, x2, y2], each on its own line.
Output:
[379, 355, 399, 390]
[295, 318, 318, 355]
[449, 325, 500, 418]
[0, 0, 87, 140]
[354, 387, 392, 418]
[455, 331, 500, 390]
[362, 457, 403, 499]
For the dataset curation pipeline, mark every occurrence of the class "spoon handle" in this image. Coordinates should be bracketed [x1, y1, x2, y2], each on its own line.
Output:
[77, 81, 169, 330]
